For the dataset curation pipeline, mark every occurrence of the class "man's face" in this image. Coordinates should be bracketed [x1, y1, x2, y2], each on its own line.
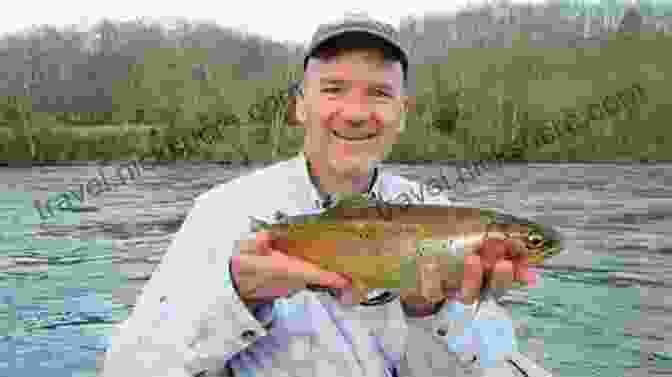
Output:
[296, 47, 410, 179]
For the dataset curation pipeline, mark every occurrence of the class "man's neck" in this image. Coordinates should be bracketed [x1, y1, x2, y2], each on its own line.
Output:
[306, 158, 378, 197]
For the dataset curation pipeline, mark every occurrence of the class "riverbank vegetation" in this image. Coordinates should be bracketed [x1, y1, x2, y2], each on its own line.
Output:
[1, 2, 670, 162]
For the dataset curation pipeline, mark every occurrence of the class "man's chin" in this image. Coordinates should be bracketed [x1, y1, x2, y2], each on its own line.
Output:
[328, 154, 381, 177]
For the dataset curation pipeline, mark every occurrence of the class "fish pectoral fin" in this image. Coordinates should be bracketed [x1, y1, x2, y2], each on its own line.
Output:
[350, 278, 370, 304]
[400, 255, 419, 291]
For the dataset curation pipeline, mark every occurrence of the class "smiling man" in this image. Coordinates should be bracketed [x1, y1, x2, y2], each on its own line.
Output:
[297, 30, 407, 188]
[102, 13, 540, 377]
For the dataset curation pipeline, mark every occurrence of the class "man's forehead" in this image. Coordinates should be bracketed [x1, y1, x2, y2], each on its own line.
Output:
[305, 50, 404, 88]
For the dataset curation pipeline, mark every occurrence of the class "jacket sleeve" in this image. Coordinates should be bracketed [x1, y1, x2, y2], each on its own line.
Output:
[100, 191, 275, 377]
[399, 298, 528, 377]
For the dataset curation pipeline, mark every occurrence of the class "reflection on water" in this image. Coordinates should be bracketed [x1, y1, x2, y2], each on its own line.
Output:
[0, 162, 671, 376]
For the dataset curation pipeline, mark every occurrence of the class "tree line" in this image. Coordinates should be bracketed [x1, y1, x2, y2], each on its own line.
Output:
[0, 1, 668, 118]
[0, 1, 670, 162]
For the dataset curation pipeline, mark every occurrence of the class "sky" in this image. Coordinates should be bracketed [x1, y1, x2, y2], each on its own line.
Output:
[0, 0, 555, 45]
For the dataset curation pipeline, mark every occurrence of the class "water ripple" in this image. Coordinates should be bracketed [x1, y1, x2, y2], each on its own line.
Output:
[1, 162, 671, 377]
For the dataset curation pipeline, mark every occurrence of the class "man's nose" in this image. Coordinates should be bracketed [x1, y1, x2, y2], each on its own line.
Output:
[340, 99, 371, 127]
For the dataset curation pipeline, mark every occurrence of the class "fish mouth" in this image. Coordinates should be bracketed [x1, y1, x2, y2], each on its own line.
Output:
[480, 210, 564, 265]
[526, 223, 564, 265]
[331, 129, 379, 142]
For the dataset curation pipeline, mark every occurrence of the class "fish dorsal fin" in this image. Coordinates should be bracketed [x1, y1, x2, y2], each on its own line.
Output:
[249, 216, 273, 232]
[332, 192, 373, 208]
[320, 192, 372, 219]
[479, 208, 498, 225]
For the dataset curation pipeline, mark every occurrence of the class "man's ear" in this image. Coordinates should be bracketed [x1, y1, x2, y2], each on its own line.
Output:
[405, 96, 417, 114]
[286, 94, 303, 127]
[286, 80, 304, 127]
[294, 95, 307, 126]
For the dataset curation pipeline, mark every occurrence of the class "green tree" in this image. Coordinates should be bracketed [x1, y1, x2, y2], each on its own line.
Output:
[111, 47, 212, 127]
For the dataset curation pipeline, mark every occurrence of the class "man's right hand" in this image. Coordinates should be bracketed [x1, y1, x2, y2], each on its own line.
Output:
[232, 231, 352, 304]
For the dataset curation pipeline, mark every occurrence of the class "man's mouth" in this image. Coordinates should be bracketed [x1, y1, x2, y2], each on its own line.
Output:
[331, 129, 378, 142]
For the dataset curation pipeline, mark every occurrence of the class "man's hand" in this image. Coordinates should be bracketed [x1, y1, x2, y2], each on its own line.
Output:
[400, 238, 535, 313]
[233, 231, 351, 305]
[462, 238, 532, 305]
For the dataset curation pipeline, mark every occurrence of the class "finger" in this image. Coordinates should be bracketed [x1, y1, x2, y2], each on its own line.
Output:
[434, 253, 463, 289]
[263, 249, 351, 289]
[512, 254, 529, 283]
[338, 280, 368, 306]
[235, 250, 349, 289]
[479, 239, 511, 271]
[234, 252, 345, 300]
[461, 254, 483, 305]
[235, 232, 275, 256]
[255, 231, 274, 256]
[510, 238, 528, 259]
[513, 255, 539, 288]
[235, 239, 257, 255]
[490, 260, 515, 292]
[230, 254, 299, 299]
[230, 254, 243, 282]
[525, 269, 539, 288]
[338, 288, 356, 306]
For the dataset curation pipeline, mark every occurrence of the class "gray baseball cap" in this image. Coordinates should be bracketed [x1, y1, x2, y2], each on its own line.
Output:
[303, 13, 409, 82]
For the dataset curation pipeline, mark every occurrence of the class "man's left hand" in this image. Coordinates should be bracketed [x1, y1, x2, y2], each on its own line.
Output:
[400, 238, 533, 313]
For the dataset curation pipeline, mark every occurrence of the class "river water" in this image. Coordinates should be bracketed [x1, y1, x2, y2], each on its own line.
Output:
[0, 161, 670, 377]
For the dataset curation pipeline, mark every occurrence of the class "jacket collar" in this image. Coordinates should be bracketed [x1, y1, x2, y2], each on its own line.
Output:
[294, 151, 382, 210]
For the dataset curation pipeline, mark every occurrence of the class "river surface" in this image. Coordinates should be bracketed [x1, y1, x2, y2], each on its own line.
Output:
[0, 161, 671, 377]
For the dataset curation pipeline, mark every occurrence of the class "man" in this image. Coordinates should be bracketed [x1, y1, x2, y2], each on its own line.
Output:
[102, 13, 539, 377]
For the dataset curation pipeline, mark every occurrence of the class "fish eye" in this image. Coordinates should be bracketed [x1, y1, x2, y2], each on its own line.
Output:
[528, 233, 544, 245]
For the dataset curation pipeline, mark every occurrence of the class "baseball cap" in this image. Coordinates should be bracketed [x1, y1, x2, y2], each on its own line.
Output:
[303, 13, 409, 83]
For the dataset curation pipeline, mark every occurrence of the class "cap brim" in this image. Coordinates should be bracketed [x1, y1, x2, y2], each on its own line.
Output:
[304, 29, 408, 74]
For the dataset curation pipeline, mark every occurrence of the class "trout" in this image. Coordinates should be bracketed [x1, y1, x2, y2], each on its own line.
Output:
[237, 193, 563, 301]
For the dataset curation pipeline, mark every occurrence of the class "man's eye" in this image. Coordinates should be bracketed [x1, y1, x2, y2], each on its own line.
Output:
[322, 87, 341, 94]
[373, 90, 391, 97]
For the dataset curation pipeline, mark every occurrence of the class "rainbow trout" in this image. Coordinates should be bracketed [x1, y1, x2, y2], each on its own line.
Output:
[239, 193, 563, 298]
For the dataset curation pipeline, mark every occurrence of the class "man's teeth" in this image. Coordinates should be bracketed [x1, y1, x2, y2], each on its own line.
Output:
[332, 130, 376, 141]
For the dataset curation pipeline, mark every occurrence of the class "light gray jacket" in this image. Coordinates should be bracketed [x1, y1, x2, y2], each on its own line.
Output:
[101, 153, 548, 377]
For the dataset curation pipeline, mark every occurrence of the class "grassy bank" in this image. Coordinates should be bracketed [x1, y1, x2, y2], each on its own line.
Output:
[1, 33, 669, 162]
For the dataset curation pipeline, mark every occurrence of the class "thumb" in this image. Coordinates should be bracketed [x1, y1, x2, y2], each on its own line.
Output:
[337, 278, 368, 306]
[254, 231, 274, 256]
[461, 254, 483, 305]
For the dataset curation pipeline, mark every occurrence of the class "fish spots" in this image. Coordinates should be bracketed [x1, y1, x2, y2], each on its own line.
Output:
[354, 223, 380, 240]
[286, 222, 386, 240]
